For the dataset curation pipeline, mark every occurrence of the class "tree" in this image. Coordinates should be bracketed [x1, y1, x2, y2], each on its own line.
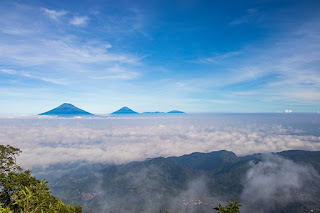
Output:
[0, 144, 82, 212]
[214, 201, 241, 213]
[0, 145, 22, 173]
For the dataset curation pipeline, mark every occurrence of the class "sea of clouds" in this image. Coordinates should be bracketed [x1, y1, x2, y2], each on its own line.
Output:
[0, 113, 319, 169]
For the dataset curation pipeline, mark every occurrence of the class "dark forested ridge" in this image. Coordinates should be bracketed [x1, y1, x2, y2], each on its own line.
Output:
[46, 150, 320, 213]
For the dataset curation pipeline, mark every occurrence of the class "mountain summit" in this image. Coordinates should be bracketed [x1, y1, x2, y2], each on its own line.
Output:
[111, 106, 138, 114]
[39, 103, 93, 116]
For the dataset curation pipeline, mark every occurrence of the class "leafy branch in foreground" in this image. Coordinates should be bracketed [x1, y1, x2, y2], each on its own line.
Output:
[0, 144, 82, 212]
[214, 200, 241, 213]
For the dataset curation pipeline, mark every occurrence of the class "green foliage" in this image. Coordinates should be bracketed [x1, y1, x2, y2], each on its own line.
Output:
[0, 144, 82, 212]
[0, 203, 13, 213]
[214, 201, 241, 213]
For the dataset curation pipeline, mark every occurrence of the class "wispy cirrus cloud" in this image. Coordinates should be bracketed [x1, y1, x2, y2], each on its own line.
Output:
[186, 18, 320, 107]
[42, 8, 67, 21]
[70, 16, 90, 26]
[192, 51, 242, 64]
[0, 38, 140, 66]
[0, 2, 146, 110]
[91, 65, 140, 80]
[0, 3, 142, 69]
[0, 69, 68, 85]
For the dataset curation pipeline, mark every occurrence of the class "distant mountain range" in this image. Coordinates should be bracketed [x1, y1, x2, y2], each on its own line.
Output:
[39, 103, 185, 116]
[110, 107, 186, 114]
[39, 103, 93, 116]
[142, 111, 165, 114]
[47, 150, 320, 213]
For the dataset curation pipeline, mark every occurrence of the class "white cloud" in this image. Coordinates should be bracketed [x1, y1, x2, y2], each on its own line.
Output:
[1, 115, 319, 169]
[42, 8, 67, 21]
[69, 16, 90, 26]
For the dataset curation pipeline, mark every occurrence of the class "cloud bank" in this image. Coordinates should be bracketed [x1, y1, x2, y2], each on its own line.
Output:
[0, 114, 319, 169]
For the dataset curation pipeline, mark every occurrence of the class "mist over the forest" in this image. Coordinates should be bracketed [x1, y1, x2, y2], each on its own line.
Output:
[241, 154, 320, 213]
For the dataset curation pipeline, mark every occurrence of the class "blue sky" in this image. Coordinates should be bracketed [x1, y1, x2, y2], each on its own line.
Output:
[0, 0, 320, 114]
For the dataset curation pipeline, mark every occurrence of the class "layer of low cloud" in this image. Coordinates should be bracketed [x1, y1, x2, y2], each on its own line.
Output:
[0, 114, 319, 169]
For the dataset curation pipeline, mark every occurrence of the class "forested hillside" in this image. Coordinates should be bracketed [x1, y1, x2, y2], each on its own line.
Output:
[49, 150, 320, 213]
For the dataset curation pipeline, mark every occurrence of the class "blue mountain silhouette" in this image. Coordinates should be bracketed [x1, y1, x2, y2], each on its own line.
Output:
[39, 103, 93, 116]
[111, 107, 138, 114]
